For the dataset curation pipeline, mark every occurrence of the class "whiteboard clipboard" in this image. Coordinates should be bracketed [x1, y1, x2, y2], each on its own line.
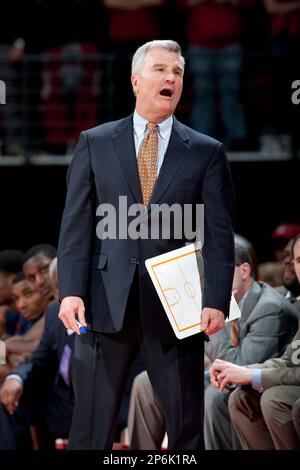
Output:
[145, 243, 240, 339]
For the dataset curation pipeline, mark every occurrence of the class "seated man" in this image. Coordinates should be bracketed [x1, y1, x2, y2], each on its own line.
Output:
[0, 259, 74, 449]
[127, 244, 299, 449]
[213, 233, 300, 449]
[1, 272, 49, 378]
[0, 300, 74, 449]
[23, 244, 57, 303]
[0, 249, 26, 339]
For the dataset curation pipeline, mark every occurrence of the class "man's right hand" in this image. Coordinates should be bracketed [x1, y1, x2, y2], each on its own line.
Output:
[0, 378, 23, 415]
[58, 296, 87, 335]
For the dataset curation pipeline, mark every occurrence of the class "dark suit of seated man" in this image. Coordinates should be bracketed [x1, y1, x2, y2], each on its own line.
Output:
[0, 300, 74, 449]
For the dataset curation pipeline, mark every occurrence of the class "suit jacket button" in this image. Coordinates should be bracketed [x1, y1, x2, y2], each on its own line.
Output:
[130, 257, 139, 264]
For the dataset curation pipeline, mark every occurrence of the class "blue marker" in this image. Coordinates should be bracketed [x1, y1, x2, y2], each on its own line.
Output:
[75, 320, 87, 335]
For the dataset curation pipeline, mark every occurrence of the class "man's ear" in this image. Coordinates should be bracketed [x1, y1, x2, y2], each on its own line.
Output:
[7, 272, 16, 287]
[240, 262, 251, 280]
[131, 73, 139, 95]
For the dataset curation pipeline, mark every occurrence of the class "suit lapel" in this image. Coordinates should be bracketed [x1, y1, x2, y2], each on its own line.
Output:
[112, 115, 143, 204]
[148, 117, 191, 207]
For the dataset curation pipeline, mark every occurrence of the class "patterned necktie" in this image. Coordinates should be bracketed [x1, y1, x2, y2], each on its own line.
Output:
[137, 122, 159, 206]
[230, 319, 240, 347]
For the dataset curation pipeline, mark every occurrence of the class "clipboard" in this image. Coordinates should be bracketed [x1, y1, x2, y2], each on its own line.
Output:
[145, 243, 240, 339]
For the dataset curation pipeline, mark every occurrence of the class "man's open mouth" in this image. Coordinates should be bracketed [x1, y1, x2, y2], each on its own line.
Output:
[159, 89, 173, 98]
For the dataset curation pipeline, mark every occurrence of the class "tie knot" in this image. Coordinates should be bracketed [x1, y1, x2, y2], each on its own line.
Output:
[146, 122, 158, 132]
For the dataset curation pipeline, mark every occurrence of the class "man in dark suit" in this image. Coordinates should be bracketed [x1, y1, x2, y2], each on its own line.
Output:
[57, 39, 235, 450]
[0, 300, 74, 449]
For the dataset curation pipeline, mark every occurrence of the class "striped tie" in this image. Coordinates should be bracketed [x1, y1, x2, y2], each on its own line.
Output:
[137, 122, 159, 206]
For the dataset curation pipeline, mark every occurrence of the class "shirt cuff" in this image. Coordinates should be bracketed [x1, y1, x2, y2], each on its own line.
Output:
[5, 374, 23, 385]
[251, 368, 263, 392]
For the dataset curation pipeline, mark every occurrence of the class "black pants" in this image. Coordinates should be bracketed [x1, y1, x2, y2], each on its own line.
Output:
[69, 275, 205, 450]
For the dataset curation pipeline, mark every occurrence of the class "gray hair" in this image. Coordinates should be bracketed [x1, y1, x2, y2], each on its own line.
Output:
[49, 257, 57, 287]
[131, 40, 185, 74]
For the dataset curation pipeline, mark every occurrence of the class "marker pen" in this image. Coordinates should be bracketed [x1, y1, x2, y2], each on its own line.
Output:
[75, 320, 88, 335]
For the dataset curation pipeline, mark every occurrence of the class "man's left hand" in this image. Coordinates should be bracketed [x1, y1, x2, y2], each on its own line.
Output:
[210, 359, 253, 392]
[201, 307, 225, 336]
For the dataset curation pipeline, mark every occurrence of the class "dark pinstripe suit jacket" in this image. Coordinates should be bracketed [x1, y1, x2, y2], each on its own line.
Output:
[58, 115, 235, 341]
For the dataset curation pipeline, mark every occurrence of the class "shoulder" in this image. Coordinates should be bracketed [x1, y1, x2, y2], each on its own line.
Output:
[83, 115, 132, 140]
[255, 282, 297, 315]
[173, 118, 223, 151]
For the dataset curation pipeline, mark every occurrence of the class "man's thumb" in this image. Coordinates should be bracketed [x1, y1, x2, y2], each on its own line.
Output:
[201, 311, 208, 331]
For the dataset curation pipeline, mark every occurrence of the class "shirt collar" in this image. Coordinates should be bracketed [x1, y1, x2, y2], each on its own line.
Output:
[285, 290, 300, 301]
[238, 289, 250, 313]
[133, 110, 173, 140]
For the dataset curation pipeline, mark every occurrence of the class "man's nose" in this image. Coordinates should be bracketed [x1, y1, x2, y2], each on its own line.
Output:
[165, 72, 175, 82]
[18, 300, 27, 311]
[36, 274, 45, 287]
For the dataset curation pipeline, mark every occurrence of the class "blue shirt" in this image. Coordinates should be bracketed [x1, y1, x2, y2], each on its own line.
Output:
[133, 111, 173, 177]
[252, 368, 263, 392]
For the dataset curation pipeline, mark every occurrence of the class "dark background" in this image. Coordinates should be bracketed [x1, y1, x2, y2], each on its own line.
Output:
[0, 0, 299, 262]
[1, 159, 299, 262]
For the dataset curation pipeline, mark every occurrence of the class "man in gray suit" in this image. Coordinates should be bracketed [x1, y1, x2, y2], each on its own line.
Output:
[127, 244, 299, 449]
[212, 233, 300, 449]
[204, 243, 299, 449]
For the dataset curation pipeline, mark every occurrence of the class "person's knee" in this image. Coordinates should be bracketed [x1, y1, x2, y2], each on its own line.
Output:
[228, 387, 253, 419]
[260, 388, 279, 422]
[228, 387, 243, 415]
[205, 386, 228, 415]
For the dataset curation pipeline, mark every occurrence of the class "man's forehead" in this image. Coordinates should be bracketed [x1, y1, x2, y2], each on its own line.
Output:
[145, 48, 183, 66]
[12, 279, 30, 292]
[24, 253, 51, 269]
[294, 240, 300, 256]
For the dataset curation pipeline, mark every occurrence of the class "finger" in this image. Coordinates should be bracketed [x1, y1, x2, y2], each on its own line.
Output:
[205, 326, 217, 336]
[206, 324, 223, 336]
[210, 364, 221, 376]
[219, 375, 230, 392]
[60, 310, 80, 334]
[77, 305, 87, 327]
[6, 402, 15, 415]
[200, 311, 209, 332]
[58, 309, 70, 328]
[68, 315, 81, 335]
[210, 373, 220, 388]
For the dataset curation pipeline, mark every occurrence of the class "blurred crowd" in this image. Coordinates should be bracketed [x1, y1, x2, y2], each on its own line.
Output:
[0, 223, 300, 449]
[0, 0, 300, 156]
